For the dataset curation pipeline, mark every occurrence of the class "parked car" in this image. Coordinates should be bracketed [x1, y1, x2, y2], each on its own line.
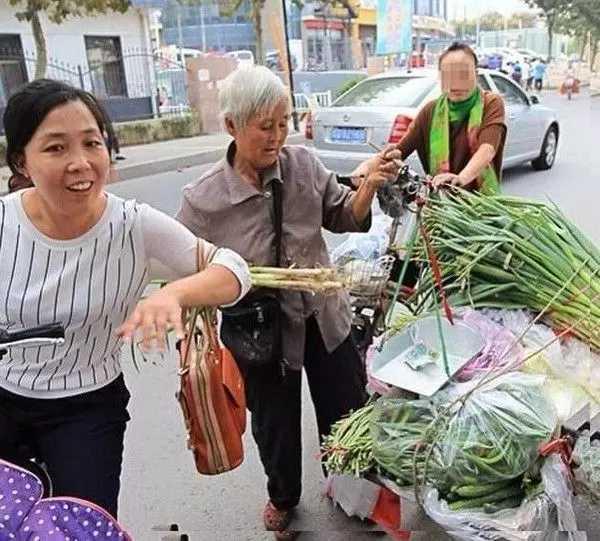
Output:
[307, 69, 559, 176]
[516, 48, 541, 63]
[226, 50, 255, 69]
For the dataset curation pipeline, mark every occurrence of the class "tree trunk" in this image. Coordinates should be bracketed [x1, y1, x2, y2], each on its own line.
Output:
[580, 34, 587, 63]
[252, 1, 265, 66]
[547, 22, 554, 63]
[30, 8, 47, 79]
[591, 38, 599, 72]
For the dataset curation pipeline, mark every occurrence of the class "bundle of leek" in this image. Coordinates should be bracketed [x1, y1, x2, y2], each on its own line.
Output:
[250, 266, 343, 294]
[410, 190, 600, 350]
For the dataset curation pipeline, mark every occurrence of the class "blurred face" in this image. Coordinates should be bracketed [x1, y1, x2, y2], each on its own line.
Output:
[227, 99, 290, 170]
[440, 50, 477, 102]
[19, 100, 110, 217]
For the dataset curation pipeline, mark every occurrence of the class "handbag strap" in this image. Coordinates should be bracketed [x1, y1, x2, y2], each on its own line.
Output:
[182, 307, 219, 369]
[271, 179, 283, 267]
[182, 307, 200, 369]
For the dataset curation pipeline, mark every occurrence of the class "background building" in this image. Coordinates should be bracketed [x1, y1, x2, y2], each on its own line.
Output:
[0, 0, 157, 123]
[352, 0, 453, 69]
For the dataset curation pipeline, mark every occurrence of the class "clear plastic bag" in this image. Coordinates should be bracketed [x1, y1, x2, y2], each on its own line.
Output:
[365, 335, 394, 397]
[371, 374, 557, 492]
[483, 309, 600, 408]
[330, 214, 392, 266]
[422, 455, 580, 541]
[572, 430, 600, 503]
[434, 374, 557, 491]
[324, 474, 380, 520]
[371, 397, 444, 486]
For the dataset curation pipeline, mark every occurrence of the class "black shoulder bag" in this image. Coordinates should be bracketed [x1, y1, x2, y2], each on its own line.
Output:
[219, 181, 283, 369]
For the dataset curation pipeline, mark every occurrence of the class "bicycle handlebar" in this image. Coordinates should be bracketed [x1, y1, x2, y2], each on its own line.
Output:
[0, 323, 65, 350]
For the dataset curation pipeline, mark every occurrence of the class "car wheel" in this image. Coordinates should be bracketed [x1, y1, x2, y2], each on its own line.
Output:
[531, 126, 558, 171]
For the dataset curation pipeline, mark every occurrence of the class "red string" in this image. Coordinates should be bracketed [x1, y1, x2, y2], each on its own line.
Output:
[419, 221, 454, 325]
[539, 437, 574, 484]
[539, 437, 573, 464]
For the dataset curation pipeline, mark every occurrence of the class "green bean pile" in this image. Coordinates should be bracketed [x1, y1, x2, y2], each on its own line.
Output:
[371, 399, 445, 486]
[322, 404, 376, 477]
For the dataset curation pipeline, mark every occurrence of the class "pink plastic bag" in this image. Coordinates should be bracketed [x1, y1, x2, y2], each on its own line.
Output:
[456, 310, 524, 382]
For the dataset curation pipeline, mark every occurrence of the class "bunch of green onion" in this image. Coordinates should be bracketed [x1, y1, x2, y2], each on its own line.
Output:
[250, 266, 344, 294]
[410, 190, 600, 350]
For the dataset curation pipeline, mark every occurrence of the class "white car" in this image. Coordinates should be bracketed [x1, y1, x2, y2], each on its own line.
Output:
[226, 50, 255, 69]
[308, 69, 559, 176]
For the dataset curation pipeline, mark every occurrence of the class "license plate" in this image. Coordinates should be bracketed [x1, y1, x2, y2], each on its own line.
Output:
[330, 127, 367, 144]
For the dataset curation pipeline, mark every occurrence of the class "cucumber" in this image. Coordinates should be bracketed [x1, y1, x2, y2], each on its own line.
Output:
[483, 494, 524, 514]
[454, 477, 521, 498]
[448, 485, 524, 511]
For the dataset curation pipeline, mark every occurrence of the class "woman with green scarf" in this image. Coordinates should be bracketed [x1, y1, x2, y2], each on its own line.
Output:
[395, 42, 507, 195]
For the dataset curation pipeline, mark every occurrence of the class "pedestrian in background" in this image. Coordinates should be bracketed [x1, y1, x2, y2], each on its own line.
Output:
[522, 59, 532, 91]
[511, 61, 523, 86]
[533, 58, 547, 91]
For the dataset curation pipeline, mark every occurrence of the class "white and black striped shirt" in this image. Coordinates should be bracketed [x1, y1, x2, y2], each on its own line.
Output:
[0, 191, 250, 399]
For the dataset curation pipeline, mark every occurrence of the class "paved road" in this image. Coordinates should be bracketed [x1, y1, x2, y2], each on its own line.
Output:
[109, 91, 600, 540]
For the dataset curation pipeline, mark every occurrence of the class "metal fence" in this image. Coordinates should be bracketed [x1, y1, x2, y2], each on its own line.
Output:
[0, 47, 191, 125]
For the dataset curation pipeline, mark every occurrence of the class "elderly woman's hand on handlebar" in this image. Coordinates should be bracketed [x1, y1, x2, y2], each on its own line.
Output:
[350, 145, 403, 188]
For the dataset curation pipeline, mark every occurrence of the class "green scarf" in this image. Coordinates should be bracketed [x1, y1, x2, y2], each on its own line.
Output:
[429, 88, 500, 195]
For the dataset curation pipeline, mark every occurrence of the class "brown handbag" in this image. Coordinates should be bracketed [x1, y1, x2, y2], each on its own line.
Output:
[176, 307, 246, 475]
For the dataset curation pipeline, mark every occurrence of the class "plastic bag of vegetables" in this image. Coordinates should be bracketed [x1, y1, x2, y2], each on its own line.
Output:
[422, 455, 578, 541]
[489, 309, 600, 404]
[572, 430, 600, 503]
[371, 374, 557, 493]
[435, 374, 557, 491]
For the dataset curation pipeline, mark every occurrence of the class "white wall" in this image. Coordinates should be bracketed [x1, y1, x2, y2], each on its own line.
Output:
[0, 3, 153, 97]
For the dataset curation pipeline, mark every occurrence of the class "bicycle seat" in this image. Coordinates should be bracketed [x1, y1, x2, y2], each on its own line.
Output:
[3, 445, 53, 498]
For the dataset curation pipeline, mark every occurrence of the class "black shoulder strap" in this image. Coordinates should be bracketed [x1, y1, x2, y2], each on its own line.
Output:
[271, 180, 283, 267]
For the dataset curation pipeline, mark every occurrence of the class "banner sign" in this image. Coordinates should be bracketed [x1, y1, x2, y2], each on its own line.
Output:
[376, 0, 413, 55]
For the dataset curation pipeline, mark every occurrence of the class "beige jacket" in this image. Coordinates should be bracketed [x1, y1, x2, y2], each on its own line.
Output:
[176, 143, 371, 369]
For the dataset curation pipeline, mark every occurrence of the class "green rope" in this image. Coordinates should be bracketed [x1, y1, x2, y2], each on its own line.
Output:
[384, 211, 422, 329]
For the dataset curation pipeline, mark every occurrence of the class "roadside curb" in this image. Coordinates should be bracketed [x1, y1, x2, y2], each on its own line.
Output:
[114, 147, 224, 181]
[0, 132, 307, 195]
[113, 132, 306, 182]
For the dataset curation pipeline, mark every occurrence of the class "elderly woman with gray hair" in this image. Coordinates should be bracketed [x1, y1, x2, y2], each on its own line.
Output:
[176, 66, 400, 539]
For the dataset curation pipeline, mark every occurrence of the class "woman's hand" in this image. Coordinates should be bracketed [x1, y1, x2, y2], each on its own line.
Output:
[351, 145, 403, 187]
[117, 288, 185, 351]
[431, 173, 471, 190]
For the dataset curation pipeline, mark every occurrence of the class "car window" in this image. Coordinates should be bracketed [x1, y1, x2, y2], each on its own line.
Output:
[490, 75, 529, 106]
[334, 77, 436, 108]
[478, 74, 491, 91]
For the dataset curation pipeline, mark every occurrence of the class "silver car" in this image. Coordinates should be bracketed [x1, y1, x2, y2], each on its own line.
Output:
[309, 69, 559, 176]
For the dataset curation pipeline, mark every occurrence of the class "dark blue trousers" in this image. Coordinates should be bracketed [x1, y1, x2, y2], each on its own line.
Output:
[0, 375, 130, 518]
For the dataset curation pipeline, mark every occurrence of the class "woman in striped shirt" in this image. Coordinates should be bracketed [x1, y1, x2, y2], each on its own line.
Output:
[0, 79, 251, 518]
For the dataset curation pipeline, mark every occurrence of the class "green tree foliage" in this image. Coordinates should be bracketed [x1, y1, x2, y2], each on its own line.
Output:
[507, 11, 539, 29]
[526, 0, 572, 61]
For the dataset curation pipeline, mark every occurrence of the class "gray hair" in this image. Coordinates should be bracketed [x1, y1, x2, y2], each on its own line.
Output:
[219, 66, 290, 129]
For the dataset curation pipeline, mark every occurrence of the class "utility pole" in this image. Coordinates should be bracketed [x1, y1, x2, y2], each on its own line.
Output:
[177, 3, 184, 60]
[281, 0, 299, 131]
[200, 3, 207, 52]
[475, 4, 480, 47]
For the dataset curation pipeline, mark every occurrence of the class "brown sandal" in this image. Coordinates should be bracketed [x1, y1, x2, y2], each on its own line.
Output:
[263, 500, 293, 531]
[274, 529, 299, 540]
